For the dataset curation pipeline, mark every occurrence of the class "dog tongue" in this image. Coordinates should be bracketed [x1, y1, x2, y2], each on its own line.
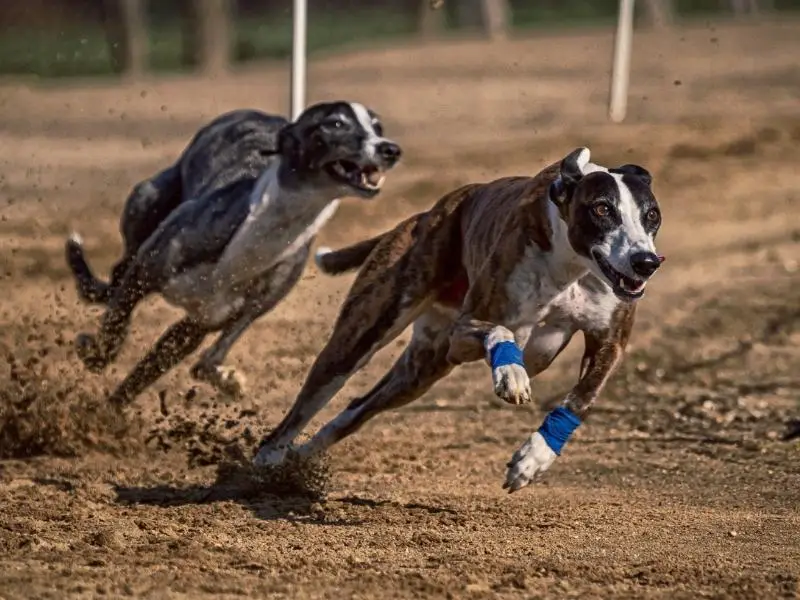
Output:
[364, 167, 383, 186]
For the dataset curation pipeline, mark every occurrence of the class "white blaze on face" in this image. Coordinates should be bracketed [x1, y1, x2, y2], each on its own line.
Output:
[577, 155, 656, 278]
[349, 102, 383, 160]
[605, 173, 656, 276]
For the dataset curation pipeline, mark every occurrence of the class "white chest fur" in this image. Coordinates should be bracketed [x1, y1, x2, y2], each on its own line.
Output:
[504, 202, 622, 344]
[162, 162, 339, 326]
[505, 204, 588, 324]
[215, 164, 339, 284]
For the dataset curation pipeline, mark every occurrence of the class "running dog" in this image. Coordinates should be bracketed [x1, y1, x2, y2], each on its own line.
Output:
[253, 147, 664, 493]
[66, 102, 402, 405]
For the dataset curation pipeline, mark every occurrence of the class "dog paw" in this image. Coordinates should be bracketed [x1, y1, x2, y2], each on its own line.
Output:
[314, 246, 332, 267]
[492, 363, 532, 405]
[75, 333, 107, 373]
[191, 363, 247, 398]
[252, 443, 290, 468]
[214, 365, 247, 398]
[503, 432, 557, 493]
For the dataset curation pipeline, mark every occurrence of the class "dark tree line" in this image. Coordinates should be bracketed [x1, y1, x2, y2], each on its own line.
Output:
[102, 0, 232, 77]
[99, 0, 778, 77]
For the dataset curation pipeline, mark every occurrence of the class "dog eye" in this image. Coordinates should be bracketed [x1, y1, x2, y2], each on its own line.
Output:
[372, 121, 384, 136]
[593, 204, 610, 218]
[646, 208, 660, 223]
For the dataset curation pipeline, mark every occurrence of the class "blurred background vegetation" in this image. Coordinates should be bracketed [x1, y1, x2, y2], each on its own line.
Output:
[0, 0, 797, 79]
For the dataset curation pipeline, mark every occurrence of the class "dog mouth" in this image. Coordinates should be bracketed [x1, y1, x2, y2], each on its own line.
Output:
[325, 160, 386, 194]
[591, 250, 647, 301]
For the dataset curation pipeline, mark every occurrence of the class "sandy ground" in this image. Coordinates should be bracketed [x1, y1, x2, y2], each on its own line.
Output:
[0, 20, 799, 600]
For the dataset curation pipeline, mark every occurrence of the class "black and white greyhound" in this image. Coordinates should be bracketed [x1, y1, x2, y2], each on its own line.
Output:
[66, 101, 402, 405]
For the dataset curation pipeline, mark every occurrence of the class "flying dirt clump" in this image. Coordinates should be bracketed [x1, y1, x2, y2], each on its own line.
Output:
[213, 448, 332, 502]
[145, 393, 332, 501]
[0, 321, 143, 459]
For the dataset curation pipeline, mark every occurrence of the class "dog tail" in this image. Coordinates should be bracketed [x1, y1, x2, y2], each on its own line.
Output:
[65, 232, 111, 304]
[314, 234, 386, 275]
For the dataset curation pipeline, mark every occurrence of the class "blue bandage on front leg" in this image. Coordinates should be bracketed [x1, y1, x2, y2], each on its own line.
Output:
[489, 340, 524, 369]
[538, 406, 581, 455]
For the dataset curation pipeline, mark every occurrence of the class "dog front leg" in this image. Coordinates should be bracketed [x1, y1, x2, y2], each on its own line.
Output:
[448, 316, 532, 406]
[191, 251, 309, 399]
[503, 309, 635, 493]
[108, 318, 208, 407]
[190, 315, 253, 398]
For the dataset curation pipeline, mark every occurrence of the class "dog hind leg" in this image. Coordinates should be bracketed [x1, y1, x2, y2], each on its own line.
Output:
[297, 309, 455, 458]
[65, 233, 119, 305]
[75, 262, 159, 373]
[107, 317, 208, 407]
[119, 165, 184, 254]
[65, 164, 183, 305]
[253, 220, 434, 466]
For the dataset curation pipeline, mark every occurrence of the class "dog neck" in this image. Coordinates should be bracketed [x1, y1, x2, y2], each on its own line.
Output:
[541, 195, 590, 290]
[212, 158, 341, 288]
[270, 157, 340, 207]
[275, 156, 306, 191]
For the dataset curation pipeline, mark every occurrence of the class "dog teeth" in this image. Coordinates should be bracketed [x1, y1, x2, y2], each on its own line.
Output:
[361, 170, 385, 189]
[620, 278, 646, 293]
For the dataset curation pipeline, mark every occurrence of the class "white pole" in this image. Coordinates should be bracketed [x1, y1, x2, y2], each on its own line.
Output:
[290, 0, 307, 120]
[609, 0, 635, 123]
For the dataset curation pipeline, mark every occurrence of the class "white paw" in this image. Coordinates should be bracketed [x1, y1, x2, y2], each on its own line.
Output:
[503, 432, 557, 493]
[68, 231, 84, 246]
[492, 363, 532, 405]
[191, 363, 247, 398]
[215, 365, 246, 398]
[252, 443, 290, 468]
[314, 246, 332, 268]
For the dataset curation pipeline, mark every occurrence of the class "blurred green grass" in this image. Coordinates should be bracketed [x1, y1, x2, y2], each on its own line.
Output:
[0, 1, 798, 80]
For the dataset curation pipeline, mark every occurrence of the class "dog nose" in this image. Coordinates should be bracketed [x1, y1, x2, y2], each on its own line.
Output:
[630, 251, 662, 278]
[377, 141, 402, 163]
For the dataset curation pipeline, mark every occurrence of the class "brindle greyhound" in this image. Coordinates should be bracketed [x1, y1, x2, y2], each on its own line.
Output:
[254, 147, 663, 493]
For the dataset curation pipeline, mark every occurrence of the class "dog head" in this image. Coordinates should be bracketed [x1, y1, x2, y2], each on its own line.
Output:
[549, 147, 663, 302]
[277, 101, 402, 198]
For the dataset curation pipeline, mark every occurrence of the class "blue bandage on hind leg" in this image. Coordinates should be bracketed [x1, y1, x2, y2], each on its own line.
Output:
[489, 340, 524, 369]
[538, 406, 581, 455]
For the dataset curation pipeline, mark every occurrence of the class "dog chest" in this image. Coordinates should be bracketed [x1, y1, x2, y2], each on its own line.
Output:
[504, 244, 587, 324]
[216, 183, 338, 283]
[552, 277, 621, 331]
[161, 183, 340, 327]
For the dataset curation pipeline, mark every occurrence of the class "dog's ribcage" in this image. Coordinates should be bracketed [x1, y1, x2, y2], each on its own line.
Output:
[161, 159, 339, 327]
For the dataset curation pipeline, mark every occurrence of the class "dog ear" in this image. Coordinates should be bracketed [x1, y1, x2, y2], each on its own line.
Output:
[278, 122, 305, 169]
[611, 164, 653, 186]
[551, 147, 590, 206]
[560, 147, 590, 188]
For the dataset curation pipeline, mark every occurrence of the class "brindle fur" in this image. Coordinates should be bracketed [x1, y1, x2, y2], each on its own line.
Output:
[256, 147, 661, 492]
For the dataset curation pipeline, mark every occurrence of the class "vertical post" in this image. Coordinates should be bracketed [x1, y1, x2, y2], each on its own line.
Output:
[608, 0, 635, 123]
[290, 0, 308, 120]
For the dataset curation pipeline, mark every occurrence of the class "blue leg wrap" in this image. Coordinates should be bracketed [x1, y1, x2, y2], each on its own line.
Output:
[538, 406, 581, 455]
[489, 340, 524, 369]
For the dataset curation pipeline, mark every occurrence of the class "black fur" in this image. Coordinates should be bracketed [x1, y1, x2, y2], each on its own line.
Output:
[67, 102, 402, 405]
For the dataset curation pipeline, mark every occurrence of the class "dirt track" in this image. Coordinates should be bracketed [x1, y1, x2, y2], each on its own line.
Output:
[1, 21, 799, 600]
